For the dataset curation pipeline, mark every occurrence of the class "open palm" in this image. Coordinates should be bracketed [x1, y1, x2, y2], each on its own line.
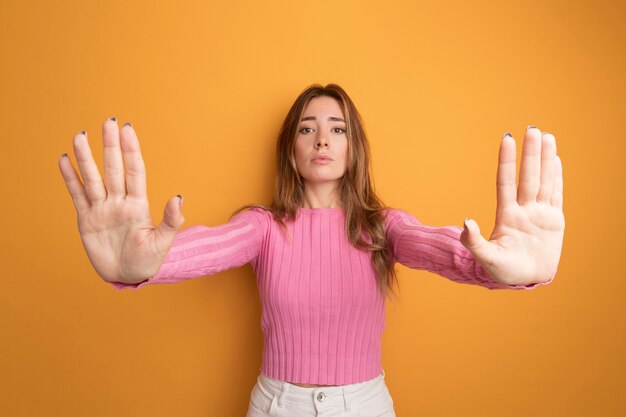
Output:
[58, 119, 186, 284]
[460, 126, 564, 286]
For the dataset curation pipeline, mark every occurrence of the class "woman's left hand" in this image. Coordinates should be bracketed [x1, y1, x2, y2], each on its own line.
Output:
[460, 126, 565, 287]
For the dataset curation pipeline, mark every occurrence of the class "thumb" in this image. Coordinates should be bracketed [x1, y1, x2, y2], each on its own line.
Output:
[460, 217, 487, 253]
[157, 194, 186, 242]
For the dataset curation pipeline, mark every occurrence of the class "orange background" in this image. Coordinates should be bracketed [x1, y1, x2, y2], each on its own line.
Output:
[1, 0, 624, 416]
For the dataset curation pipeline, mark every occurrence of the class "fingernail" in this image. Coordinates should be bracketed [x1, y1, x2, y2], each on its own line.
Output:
[177, 194, 183, 208]
[464, 217, 470, 233]
[108, 116, 117, 122]
[61, 152, 68, 158]
[123, 122, 133, 128]
[527, 125, 537, 130]
[502, 132, 512, 140]
[80, 130, 86, 136]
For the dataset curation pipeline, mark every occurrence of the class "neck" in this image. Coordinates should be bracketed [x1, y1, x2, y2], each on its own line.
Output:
[302, 180, 342, 209]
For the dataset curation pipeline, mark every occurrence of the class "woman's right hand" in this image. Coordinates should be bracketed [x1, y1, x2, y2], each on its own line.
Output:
[58, 118, 185, 285]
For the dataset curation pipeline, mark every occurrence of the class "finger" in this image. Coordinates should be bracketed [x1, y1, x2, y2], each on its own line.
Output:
[550, 155, 563, 209]
[460, 218, 492, 264]
[102, 117, 126, 198]
[496, 133, 518, 217]
[157, 195, 186, 241]
[119, 122, 148, 200]
[537, 132, 557, 203]
[58, 152, 91, 212]
[517, 126, 542, 204]
[73, 131, 107, 202]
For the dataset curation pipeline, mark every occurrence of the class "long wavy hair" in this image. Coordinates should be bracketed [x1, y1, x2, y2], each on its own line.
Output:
[233, 83, 399, 300]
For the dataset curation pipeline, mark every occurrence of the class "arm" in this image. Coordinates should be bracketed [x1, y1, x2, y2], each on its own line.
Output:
[110, 207, 269, 290]
[384, 208, 553, 290]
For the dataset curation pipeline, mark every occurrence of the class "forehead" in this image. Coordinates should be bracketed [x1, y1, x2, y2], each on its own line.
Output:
[302, 96, 344, 118]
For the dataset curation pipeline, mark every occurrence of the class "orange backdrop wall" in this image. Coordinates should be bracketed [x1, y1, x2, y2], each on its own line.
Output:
[1, 0, 624, 416]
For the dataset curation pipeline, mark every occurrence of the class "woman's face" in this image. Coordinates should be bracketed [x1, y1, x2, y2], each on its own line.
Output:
[294, 96, 348, 188]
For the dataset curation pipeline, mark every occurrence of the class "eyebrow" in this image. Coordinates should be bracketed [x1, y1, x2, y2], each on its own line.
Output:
[300, 116, 346, 122]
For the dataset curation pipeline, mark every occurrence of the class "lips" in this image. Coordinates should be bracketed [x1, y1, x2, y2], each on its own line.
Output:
[312, 155, 333, 162]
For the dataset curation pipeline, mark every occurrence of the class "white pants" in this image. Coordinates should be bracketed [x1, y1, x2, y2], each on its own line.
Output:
[246, 370, 396, 417]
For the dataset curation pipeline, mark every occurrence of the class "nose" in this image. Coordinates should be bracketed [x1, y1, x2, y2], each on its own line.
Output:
[315, 135, 329, 149]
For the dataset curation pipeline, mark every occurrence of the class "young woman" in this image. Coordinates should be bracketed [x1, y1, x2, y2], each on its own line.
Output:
[58, 84, 564, 417]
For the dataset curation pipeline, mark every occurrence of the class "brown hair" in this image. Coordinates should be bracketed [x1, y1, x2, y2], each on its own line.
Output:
[233, 83, 399, 300]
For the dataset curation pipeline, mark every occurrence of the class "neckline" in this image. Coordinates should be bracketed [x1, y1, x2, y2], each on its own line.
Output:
[297, 207, 344, 213]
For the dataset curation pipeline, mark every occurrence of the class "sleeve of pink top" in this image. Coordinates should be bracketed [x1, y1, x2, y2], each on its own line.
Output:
[108, 208, 268, 290]
[384, 209, 555, 290]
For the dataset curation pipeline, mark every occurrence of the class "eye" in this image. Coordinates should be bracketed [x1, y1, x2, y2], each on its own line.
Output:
[333, 128, 346, 134]
[299, 127, 314, 134]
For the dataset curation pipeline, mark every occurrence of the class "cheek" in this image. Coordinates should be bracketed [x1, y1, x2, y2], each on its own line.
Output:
[338, 141, 349, 164]
[293, 142, 309, 174]
[294, 142, 306, 164]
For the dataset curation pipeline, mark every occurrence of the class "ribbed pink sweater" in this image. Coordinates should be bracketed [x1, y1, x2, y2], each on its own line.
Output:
[111, 207, 553, 385]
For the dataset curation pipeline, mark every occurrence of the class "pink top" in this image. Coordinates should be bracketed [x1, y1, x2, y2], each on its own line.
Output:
[111, 207, 553, 385]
